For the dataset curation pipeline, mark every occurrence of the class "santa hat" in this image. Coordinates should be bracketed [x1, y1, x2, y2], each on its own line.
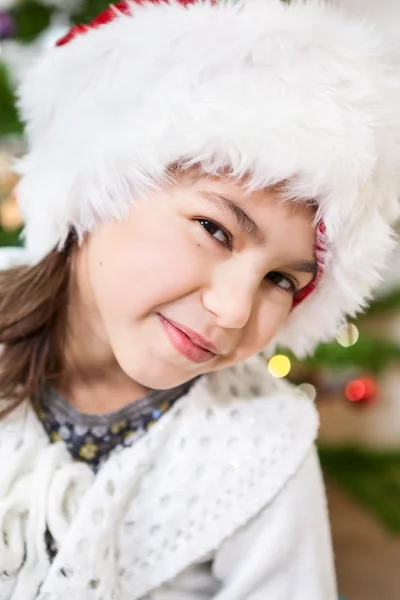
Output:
[15, 0, 400, 356]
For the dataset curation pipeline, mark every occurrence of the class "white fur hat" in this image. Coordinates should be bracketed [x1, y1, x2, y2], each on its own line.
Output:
[15, 0, 400, 356]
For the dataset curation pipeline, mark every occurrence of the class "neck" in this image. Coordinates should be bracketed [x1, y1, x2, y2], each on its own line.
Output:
[59, 245, 150, 415]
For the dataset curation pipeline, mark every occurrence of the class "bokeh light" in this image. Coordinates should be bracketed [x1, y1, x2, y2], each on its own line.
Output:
[345, 377, 376, 403]
[345, 379, 366, 402]
[336, 323, 359, 347]
[268, 354, 291, 378]
[296, 383, 317, 402]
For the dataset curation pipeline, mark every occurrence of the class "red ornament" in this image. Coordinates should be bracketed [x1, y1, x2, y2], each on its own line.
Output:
[345, 376, 377, 406]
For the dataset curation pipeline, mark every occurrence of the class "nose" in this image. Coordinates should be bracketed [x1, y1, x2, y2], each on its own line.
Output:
[202, 265, 258, 330]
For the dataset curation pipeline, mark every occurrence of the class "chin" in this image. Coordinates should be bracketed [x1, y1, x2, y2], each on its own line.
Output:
[118, 354, 198, 391]
[135, 371, 196, 391]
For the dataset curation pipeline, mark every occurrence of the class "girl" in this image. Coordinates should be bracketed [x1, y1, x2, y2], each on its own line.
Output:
[1, 0, 400, 598]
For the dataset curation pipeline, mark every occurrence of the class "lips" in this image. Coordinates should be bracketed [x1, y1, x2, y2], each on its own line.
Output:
[159, 315, 218, 364]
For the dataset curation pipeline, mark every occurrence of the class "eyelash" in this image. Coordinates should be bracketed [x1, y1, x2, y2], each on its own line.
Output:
[197, 218, 299, 295]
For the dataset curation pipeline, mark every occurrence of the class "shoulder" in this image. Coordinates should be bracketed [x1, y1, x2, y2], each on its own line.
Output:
[193, 354, 319, 459]
[212, 446, 337, 599]
[0, 401, 55, 489]
[0, 399, 45, 443]
[142, 355, 320, 531]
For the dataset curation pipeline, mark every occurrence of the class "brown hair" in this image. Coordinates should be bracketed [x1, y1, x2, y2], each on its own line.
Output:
[0, 236, 74, 418]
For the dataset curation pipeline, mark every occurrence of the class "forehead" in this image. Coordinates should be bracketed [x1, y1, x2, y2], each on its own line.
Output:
[170, 164, 317, 219]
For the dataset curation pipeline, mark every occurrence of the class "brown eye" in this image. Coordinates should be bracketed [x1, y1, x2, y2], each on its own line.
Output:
[266, 271, 298, 294]
[198, 219, 232, 249]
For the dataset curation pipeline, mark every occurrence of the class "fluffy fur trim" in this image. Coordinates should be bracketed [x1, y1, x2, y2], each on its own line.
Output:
[15, 0, 400, 355]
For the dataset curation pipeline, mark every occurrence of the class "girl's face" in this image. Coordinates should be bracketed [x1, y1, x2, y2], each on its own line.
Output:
[81, 175, 316, 389]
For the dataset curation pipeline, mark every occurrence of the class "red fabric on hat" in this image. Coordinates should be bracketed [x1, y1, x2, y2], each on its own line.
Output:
[292, 221, 325, 308]
[57, 2, 130, 47]
[56, 0, 197, 47]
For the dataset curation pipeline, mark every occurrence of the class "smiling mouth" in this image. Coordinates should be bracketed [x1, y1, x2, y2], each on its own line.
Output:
[158, 315, 218, 364]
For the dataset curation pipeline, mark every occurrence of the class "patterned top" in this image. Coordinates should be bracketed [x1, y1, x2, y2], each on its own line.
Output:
[36, 381, 195, 471]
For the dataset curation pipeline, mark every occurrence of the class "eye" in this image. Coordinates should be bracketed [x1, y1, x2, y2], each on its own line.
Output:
[266, 271, 298, 295]
[198, 219, 232, 249]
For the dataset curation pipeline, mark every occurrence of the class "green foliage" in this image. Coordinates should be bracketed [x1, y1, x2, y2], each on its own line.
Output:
[72, 0, 111, 24]
[320, 447, 400, 533]
[0, 63, 22, 137]
[6, 0, 111, 42]
[9, 1, 54, 42]
[0, 229, 22, 247]
[366, 288, 400, 315]
[290, 335, 400, 375]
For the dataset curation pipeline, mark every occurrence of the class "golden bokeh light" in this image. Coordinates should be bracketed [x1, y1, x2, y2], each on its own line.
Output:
[268, 354, 291, 378]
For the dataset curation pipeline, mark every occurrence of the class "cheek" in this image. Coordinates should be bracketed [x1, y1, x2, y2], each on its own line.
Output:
[86, 212, 207, 325]
[250, 302, 290, 348]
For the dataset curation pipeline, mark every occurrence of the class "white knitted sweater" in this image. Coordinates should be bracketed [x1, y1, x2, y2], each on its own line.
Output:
[0, 353, 337, 600]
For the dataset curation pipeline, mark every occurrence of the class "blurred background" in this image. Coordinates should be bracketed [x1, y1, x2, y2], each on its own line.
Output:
[0, 1, 400, 598]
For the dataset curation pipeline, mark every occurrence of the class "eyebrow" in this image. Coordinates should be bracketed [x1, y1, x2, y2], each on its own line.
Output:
[285, 259, 318, 277]
[198, 191, 266, 243]
[198, 190, 318, 277]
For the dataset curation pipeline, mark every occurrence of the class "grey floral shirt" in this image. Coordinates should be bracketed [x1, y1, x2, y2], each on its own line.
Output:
[37, 381, 194, 471]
